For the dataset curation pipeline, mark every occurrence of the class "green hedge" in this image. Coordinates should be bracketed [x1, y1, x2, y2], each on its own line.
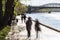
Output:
[0, 26, 11, 40]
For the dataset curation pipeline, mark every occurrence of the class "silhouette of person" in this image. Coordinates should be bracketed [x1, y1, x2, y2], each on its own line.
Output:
[16, 19, 18, 23]
[21, 14, 24, 23]
[35, 19, 41, 38]
[26, 17, 32, 38]
[23, 14, 26, 23]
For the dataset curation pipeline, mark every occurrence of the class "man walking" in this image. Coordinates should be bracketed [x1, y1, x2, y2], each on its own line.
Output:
[26, 17, 32, 38]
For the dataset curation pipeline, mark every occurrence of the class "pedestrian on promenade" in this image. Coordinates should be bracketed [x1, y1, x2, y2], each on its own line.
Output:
[35, 19, 41, 38]
[26, 17, 32, 38]
[23, 14, 26, 23]
[21, 14, 24, 23]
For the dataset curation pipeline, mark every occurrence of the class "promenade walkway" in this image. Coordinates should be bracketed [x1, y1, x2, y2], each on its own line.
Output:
[6, 15, 60, 40]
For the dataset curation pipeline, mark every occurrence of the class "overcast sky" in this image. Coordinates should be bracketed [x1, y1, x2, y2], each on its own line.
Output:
[19, 0, 60, 6]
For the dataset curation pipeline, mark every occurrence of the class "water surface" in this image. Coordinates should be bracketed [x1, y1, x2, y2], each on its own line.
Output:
[26, 12, 60, 30]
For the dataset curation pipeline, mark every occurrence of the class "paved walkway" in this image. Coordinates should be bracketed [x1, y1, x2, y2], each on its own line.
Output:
[6, 15, 60, 40]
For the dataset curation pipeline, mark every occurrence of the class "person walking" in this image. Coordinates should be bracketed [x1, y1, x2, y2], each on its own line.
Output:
[23, 14, 26, 23]
[35, 19, 41, 38]
[26, 17, 32, 38]
[21, 14, 24, 23]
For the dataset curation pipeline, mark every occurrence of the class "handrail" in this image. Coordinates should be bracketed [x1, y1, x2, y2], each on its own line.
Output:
[32, 20, 60, 33]
[17, 16, 60, 33]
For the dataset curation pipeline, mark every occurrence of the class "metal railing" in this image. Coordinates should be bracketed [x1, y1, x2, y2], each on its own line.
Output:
[32, 20, 60, 33]
[16, 16, 60, 33]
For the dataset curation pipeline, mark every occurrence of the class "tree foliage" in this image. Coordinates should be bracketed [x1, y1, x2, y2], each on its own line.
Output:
[14, 2, 27, 15]
[0, 26, 10, 40]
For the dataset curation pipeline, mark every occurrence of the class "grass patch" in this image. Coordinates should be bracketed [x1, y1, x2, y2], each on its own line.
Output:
[0, 25, 11, 40]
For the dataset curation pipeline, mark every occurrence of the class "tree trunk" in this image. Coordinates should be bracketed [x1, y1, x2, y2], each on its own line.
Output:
[3, 0, 15, 26]
[0, 0, 3, 30]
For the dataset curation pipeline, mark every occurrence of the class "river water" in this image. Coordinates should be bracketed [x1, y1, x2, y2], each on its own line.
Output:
[26, 12, 60, 30]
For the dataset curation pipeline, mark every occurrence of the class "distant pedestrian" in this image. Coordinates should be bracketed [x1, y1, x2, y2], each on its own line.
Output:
[35, 19, 41, 38]
[23, 14, 26, 23]
[16, 19, 18, 23]
[21, 14, 24, 23]
[26, 17, 32, 38]
[21, 14, 26, 23]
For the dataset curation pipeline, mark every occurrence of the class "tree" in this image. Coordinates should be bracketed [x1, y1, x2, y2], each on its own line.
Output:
[14, 2, 27, 15]
[0, 0, 3, 30]
[0, 0, 27, 30]
[3, 0, 15, 26]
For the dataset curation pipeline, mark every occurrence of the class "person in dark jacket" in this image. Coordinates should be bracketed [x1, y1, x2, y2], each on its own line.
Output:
[21, 14, 24, 23]
[23, 14, 26, 23]
[26, 17, 32, 38]
[35, 19, 41, 38]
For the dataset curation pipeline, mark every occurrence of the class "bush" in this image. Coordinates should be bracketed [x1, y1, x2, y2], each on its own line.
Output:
[0, 25, 11, 40]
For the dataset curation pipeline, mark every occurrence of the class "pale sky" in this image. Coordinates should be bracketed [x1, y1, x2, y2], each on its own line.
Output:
[19, 0, 60, 6]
